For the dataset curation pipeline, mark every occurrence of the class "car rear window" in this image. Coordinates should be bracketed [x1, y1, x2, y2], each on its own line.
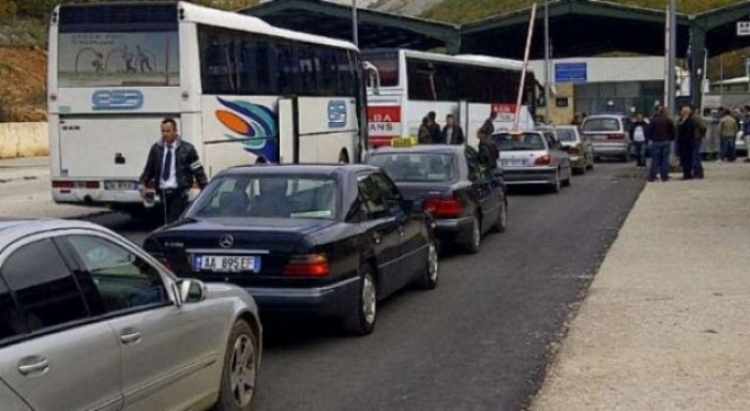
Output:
[368, 153, 457, 182]
[582, 118, 621, 132]
[190, 176, 338, 220]
[556, 128, 577, 142]
[493, 133, 547, 151]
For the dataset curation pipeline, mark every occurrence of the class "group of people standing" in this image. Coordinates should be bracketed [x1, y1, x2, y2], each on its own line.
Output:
[631, 104, 707, 182]
[418, 111, 466, 145]
[417, 110, 501, 173]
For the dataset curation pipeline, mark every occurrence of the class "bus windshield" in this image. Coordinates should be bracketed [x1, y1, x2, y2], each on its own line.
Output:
[361, 49, 399, 87]
[57, 4, 180, 87]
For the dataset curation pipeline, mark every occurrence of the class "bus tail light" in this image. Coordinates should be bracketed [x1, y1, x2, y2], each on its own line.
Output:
[284, 254, 330, 277]
[52, 180, 100, 189]
[423, 196, 463, 218]
[535, 155, 552, 166]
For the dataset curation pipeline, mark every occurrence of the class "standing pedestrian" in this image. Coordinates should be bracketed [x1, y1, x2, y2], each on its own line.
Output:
[480, 110, 497, 136]
[719, 108, 739, 162]
[442, 114, 465, 145]
[428, 111, 442, 143]
[647, 105, 676, 182]
[630, 113, 649, 168]
[688, 105, 707, 179]
[742, 105, 750, 162]
[139, 118, 209, 224]
[477, 129, 499, 173]
[418, 116, 433, 144]
[677, 106, 697, 180]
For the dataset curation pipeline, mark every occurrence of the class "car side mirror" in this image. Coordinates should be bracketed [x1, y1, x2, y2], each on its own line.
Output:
[179, 279, 207, 304]
[401, 199, 415, 215]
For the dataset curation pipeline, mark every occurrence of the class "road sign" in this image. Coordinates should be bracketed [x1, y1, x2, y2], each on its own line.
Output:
[554, 62, 587, 83]
[737, 21, 750, 36]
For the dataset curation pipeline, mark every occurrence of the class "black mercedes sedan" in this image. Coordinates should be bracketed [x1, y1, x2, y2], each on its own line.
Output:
[367, 145, 507, 254]
[143, 164, 438, 336]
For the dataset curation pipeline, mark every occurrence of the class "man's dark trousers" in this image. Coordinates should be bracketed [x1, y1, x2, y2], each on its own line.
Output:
[161, 189, 189, 224]
[649, 141, 671, 181]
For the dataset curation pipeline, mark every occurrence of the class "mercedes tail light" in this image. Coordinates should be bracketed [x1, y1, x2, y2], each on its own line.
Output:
[284, 254, 330, 277]
[423, 196, 463, 218]
[535, 154, 552, 165]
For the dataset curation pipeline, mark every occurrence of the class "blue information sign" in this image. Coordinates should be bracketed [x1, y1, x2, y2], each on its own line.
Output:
[555, 62, 587, 83]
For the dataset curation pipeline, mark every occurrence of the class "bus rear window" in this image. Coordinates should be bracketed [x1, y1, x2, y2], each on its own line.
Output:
[57, 4, 179, 88]
[361, 49, 399, 87]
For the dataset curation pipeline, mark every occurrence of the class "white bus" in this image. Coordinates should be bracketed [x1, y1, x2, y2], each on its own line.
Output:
[48, 1, 366, 215]
[363, 49, 538, 148]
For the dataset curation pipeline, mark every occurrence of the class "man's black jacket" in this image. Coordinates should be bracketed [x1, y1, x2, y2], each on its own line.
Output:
[138, 139, 208, 191]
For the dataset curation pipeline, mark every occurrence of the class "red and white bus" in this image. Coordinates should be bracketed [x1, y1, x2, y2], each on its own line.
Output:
[363, 49, 538, 148]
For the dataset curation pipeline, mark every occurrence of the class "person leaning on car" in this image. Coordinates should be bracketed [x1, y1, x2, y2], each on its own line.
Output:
[138, 117, 209, 224]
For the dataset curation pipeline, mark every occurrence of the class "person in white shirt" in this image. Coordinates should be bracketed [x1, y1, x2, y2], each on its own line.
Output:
[629, 113, 649, 168]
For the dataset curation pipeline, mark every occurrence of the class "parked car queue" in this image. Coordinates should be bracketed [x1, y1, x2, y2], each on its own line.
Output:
[0, 127, 600, 411]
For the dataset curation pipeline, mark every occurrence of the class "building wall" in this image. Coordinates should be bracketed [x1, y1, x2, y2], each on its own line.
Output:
[528, 57, 676, 122]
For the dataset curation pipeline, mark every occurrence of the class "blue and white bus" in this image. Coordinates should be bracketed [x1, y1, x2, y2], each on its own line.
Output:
[47, 1, 366, 214]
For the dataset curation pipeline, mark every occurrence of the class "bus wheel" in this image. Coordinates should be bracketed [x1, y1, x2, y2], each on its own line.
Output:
[255, 156, 268, 165]
[338, 150, 350, 164]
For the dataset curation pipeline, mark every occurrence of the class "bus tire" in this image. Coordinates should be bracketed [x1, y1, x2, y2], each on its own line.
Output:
[338, 149, 350, 164]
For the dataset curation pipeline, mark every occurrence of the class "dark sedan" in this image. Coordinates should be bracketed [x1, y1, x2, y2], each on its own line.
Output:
[143, 164, 439, 336]
[367, 145, 507, 254]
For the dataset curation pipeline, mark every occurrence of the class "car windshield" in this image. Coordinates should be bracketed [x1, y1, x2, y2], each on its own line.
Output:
[368, 153, 457, 182]
[583, 118, 621, 132]
[493, 133, 547, 151]
[189, 175, 337, 220]
[556, 128, 577, 142]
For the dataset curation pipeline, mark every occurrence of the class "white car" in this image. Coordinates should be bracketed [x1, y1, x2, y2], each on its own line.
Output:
[493, 130, 573, 193]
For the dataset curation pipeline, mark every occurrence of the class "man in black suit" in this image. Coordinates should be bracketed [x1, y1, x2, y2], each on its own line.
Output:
[442, 114, 465, 145]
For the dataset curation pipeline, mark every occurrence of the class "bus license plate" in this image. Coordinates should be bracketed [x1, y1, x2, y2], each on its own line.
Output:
[104, 180, 137, 191]
[194, 255, 260, 273]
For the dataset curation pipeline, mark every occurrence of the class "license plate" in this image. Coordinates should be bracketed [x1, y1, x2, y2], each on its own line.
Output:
[594, 134, 608, 140]
[501, 159, 526, 167]
[104, 180, 137, 190]
[194, 255, 260, 273]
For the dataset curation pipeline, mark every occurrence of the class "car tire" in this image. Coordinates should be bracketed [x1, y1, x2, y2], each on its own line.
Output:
[623, 152, 631, 163]
[343, 266, 377, 336]
[417, 241, 439, 290]
[550, 170, 561, 193]
[214, 320, 259, 411]
[463, 216, 482, 254]
[562, 169, 572, 187]
[491, 199, 507, 233]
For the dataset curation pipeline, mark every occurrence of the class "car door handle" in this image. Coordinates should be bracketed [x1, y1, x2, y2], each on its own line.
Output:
[372, 232, 382, 244]
[120, 330, 142, 345]
[18, 356, 49, 376]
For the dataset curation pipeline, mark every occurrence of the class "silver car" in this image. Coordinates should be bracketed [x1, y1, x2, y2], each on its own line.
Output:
[0, 219, 262, 411]
[553, 125, 595, 174]
[581, 114, 632, 162]
[493, 130, 572, 193]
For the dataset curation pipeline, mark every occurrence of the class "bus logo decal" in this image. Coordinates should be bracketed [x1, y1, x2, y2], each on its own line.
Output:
[215, 97, 278, 162]
[327, 100, 347, 128]
[91, 90, 144, 111]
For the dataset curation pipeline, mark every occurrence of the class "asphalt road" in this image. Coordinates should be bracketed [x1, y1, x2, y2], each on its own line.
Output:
[85, 163, 645, 411]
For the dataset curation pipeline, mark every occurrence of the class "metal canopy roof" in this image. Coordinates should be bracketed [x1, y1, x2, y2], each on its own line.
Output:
[241, 0, 750, 60]
[694, 1, 750, 56]
[461, 0, 691, 59]
[240, 0, 459, 51]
